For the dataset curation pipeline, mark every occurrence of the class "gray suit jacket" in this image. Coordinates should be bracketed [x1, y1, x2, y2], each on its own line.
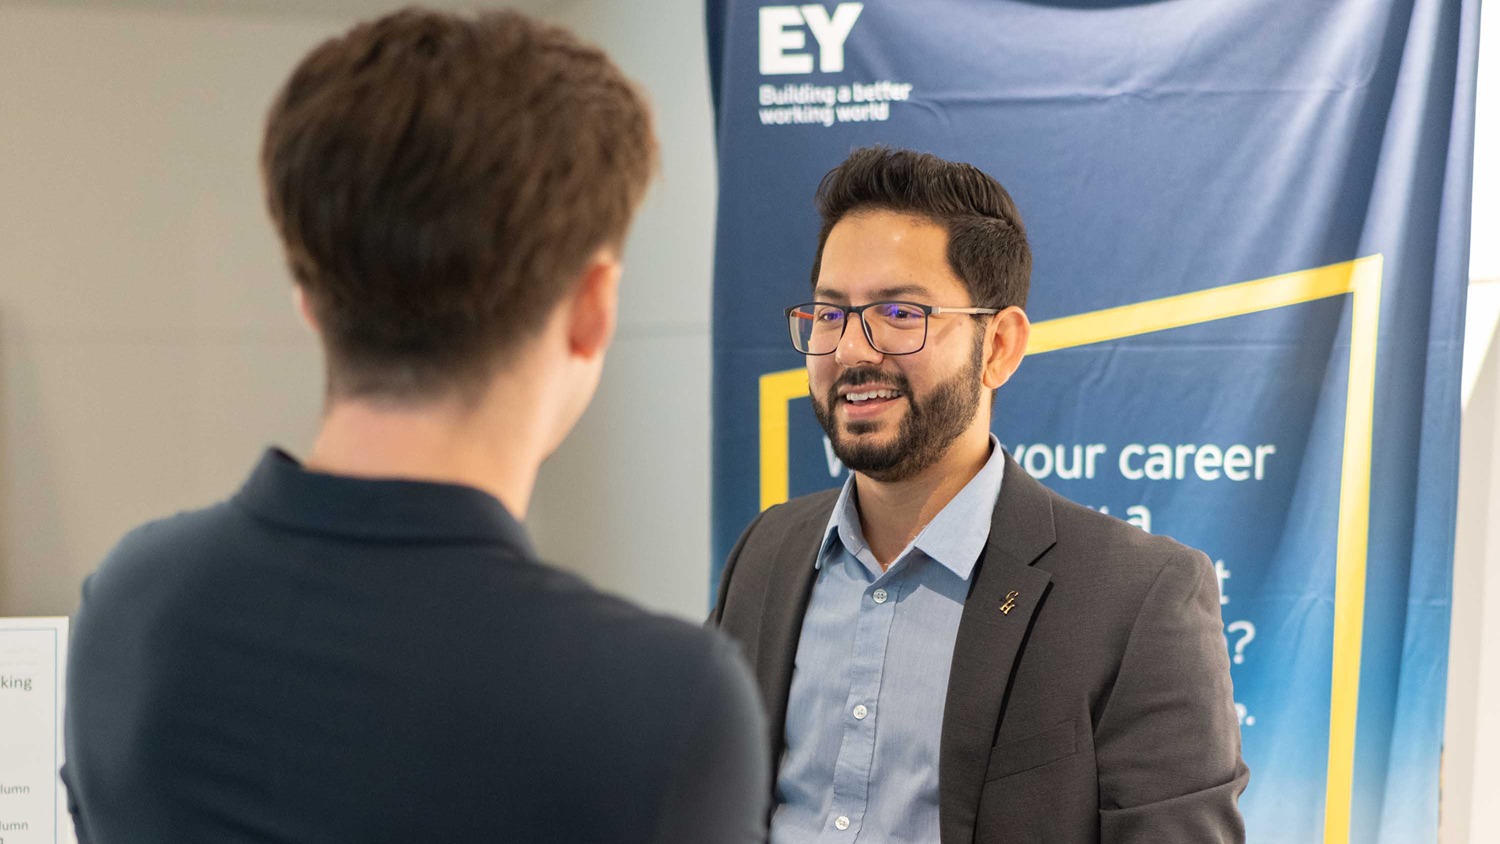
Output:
[710, 453, 1248, 843]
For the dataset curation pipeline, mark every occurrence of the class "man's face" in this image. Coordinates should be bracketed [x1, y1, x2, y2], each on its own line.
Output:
[808, 210, 988, 483]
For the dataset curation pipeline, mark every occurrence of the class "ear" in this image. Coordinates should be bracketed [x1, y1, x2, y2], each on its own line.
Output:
[292, 285, 320, 334]
[566, 250, 622, 361]
[981, 306, 1030, 390]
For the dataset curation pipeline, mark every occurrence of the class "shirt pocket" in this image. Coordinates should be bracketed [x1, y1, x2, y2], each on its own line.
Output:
[984, 718, 1079, 782]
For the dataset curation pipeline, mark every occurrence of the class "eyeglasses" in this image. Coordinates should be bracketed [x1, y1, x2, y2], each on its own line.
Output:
[785, 300, 1001, 356]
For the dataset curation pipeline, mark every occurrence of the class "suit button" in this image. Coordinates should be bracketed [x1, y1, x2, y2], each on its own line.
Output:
[872, 588, 888, 604]
[835, 816, 851, 831]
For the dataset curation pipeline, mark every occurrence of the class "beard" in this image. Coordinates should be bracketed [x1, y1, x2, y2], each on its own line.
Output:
[811, 336, 985, 484]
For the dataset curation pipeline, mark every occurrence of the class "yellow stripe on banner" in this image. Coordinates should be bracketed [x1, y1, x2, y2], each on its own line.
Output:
[759, 368, 809, 511]
[1027, 260, 1365, 354]
[756, 256, 1383, 843]
[1323, 255, 1382, 844]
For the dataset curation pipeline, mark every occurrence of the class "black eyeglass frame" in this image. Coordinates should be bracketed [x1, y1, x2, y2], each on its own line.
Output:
[784, 300, 1002, 356]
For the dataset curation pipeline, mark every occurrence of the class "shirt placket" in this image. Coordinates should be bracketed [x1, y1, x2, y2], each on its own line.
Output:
[824, 567, 905, 839]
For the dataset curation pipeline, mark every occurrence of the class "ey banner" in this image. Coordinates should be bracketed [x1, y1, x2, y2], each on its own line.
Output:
[707, 1, 1478, 841]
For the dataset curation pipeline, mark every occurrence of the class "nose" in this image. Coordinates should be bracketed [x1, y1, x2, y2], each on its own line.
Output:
[834, 312, 883, 367]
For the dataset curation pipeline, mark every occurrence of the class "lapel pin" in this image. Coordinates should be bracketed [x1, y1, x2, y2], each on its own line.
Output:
[1000, 590, 1019, 615]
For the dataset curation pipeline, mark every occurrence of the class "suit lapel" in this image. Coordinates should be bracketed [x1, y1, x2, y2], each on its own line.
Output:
[754, 503, 831, 768]
[939, 454, 1058, 844]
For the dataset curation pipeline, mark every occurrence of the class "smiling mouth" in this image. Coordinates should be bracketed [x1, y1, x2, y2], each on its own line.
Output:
[841, 388, 905, 405]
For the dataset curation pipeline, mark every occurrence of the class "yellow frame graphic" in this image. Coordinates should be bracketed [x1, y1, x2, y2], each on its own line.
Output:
[757, 256, 1383, 843]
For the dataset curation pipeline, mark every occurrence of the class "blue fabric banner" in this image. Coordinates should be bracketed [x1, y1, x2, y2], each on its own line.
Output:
[707, 1, 1478, 840]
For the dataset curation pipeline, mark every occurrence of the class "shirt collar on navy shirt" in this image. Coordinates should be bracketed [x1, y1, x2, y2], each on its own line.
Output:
[817, 434, 1006, 581]
[234, 448, 538, 557]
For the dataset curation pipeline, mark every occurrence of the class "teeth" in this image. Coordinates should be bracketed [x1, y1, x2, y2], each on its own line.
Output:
[846, 389, 902, 402]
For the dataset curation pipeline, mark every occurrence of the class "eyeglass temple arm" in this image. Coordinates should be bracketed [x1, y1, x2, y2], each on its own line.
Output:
[929, 306, 1002, 315]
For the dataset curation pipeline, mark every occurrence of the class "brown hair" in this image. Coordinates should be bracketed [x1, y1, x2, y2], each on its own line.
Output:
[262, 7, 657, 402]
[811, 147, 1030, 310]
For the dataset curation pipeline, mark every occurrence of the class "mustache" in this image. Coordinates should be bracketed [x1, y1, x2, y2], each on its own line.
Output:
[830, 366, 912, 396]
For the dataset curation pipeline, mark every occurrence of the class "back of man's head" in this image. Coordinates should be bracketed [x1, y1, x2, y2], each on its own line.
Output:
[261, 8, 657, 404]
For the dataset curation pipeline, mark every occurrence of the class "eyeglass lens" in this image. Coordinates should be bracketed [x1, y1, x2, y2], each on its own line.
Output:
[788, 303, 928, 355]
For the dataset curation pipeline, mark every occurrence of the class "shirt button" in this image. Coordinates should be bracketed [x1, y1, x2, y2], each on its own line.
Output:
[853, 704, 868, 720]
[835, 816, 851, 831]
[872, 588, 888, 604]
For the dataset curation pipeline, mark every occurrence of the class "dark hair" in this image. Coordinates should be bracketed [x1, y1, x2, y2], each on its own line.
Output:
[261, 7, 657, 402]
[811, 147, 1030, 310]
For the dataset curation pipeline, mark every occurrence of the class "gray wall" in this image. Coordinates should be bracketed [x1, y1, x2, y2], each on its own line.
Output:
[0, 3, 330, 615]
[1445, 283, 1500, 842]
[526, 0, 720, 617]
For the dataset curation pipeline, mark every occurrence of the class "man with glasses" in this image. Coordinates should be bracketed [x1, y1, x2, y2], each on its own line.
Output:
[711, 147, 1247, 843]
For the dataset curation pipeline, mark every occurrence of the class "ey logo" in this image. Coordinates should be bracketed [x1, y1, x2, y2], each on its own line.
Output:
[759, 4, 864, 75]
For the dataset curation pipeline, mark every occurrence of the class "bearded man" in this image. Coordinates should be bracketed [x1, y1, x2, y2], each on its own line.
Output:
[710, 146, 1248, 844]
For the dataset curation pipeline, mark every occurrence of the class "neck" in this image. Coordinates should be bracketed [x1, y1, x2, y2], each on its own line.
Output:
[302, 382, 548, 520]
[854, 426, 994, 569]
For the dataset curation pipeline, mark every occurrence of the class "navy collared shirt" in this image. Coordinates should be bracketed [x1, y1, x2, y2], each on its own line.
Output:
[771, 435, 1006, 844]
[63, 448, 768, 844]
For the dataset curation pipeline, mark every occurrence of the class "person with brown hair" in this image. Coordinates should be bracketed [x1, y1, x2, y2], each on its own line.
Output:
[711, 146, 1247, 843]
[61, 9, 767, 843]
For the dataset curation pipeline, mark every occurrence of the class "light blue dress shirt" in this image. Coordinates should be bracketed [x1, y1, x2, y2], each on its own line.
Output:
[770, 436, 1007, 844]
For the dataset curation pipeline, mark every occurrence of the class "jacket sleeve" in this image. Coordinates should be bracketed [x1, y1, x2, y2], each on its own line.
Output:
[62, 574, 94, 844]
[1094, 548, 1249, 843]
[649, 635, 770, 843]
[707, 505, 775, 626]
[60, 762, 92, 844]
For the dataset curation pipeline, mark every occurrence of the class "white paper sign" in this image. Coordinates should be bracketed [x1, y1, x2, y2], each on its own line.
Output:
[0, 617, 73, 844]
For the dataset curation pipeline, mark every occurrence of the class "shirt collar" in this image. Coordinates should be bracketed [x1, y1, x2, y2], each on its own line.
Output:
[818, 478, 869, 566]
[234, 448, 537, 556]
[817, 434, 1006, 580]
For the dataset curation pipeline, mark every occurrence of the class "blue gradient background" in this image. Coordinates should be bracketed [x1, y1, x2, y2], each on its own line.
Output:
[709, 0, 1477, 840]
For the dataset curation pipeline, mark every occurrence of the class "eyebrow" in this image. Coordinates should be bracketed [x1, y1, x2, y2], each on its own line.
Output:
[814, 283, 932, 302]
